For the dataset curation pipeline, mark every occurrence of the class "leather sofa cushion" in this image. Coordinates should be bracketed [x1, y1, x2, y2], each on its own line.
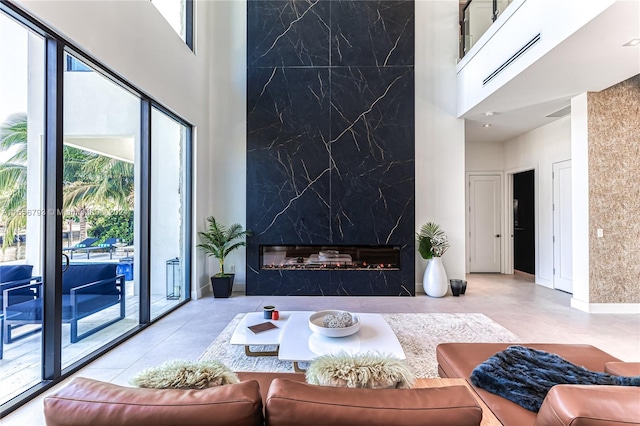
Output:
[437, 343, 621, 379]
[436, 343, 622, 426]
[237, 371, 306, 404]
[605, 362, 640, 377]
[535, 384, 640, 426]
[43, 377, 263, 426]
[265, 378, 482, 426]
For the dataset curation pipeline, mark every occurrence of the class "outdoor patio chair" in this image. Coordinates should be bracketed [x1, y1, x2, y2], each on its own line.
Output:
[97, 238, 120, 259]
[62, 237, 100, 259]
[114, 240, 134, 258]
[3, 263, 125, 344]
[1, 265, 42, 350]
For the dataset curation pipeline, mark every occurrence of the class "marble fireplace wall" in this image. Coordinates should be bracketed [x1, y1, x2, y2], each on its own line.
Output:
[246, 0, 415, 296]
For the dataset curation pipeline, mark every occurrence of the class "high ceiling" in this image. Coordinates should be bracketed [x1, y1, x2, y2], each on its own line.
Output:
[462, 0, 640, 144]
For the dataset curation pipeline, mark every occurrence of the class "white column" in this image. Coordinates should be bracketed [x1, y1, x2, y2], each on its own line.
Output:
[570, 93, 590, 310]
[415, 0, 467, 287]
[26, 33, 45, 274]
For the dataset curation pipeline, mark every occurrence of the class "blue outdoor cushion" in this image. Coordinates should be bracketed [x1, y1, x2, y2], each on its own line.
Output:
[5, 297, 41, 321]
[9, 294, 120, 321]
[62, 294, 120, 320]
[0, 265, 34, 283]
[62, 264, 117, 294]
[0, 265, 38, 305]
[7, 263, 120, 321]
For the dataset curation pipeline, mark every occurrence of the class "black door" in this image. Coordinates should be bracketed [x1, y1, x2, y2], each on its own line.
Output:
[513, 170, 535, 274]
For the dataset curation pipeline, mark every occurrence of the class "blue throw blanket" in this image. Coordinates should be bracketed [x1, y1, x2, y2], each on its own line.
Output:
[470, 345, 640, 412]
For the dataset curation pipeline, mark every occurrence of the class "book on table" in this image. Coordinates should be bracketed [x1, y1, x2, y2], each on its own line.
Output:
[247, 321, 278, 334]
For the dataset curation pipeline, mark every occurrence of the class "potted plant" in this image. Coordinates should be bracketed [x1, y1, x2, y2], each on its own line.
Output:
[196, 216, 252, 298]
[417, 222, 450, 297]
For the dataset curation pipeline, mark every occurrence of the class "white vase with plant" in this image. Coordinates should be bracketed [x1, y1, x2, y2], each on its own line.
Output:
[417, 222, 450, 297]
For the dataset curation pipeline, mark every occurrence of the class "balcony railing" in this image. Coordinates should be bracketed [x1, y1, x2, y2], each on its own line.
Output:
[460, 0, 513, 58]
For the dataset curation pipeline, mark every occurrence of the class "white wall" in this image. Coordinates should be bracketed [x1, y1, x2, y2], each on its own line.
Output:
[569, 93, 590, 308]
[206, 1, 247, 291]
[16, 0, 216, 298]
[26, 34, 44, 274]
[503, 117, 571, 286]
[466, 140, 504, 172]
[416, 0, 466, 286]
[457, 0, 616, 115]
[467, 117, 571, 286]
[150, 114, 182, 299]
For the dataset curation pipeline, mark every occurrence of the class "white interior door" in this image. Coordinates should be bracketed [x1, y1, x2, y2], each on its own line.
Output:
[553, 160, 573, 293]
[468, 174, 501, 272]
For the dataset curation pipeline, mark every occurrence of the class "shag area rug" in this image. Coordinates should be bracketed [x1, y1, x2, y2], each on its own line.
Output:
[199, 313, 521, 378]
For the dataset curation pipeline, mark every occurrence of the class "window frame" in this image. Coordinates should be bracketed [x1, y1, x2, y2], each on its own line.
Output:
[0, 1, 193, 416]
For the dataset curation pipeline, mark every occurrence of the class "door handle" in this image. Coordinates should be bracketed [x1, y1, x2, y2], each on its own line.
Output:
[495, 234, 501, 238]
[62, 253, 70, 272]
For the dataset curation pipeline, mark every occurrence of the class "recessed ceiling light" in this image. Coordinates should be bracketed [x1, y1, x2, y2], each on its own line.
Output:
[623, 38, 640, 46]
[483, 124, 492, 128]
[484, 112, 494, 116]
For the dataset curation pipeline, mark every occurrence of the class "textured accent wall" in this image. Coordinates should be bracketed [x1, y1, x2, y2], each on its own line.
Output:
[587, 74, 640, 303]
[246, 0, 415, 296]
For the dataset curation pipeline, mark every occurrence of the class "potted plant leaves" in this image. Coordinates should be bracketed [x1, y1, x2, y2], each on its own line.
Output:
[196, 216, 252, 298]
[416, 222, 450, 297]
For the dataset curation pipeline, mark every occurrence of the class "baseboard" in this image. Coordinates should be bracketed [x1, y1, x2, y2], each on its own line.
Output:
[193, 281, 212, 300]
[571, 298, 640, 314]
[534, 277, 553, 289]
[570, 298, 590, 312]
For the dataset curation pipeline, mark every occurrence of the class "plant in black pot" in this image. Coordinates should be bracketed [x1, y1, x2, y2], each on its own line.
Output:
[196, 216, 252, 298]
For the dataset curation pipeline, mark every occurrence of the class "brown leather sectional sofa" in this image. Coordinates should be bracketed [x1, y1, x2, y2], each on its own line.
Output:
[43, 372, 484, 426]
[436, 343, 640, 426]
[43, 344, 640, 426]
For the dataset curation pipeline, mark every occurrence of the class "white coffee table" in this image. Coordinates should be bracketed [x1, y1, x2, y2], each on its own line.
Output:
[279, 312, 405, 371]
[230, 311, 299, 357]
[231, 311, 405, 372]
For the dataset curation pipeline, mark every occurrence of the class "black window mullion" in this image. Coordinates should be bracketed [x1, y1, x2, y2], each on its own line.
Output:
[184, 125, 192, 298]
[139, 100, 151, 325]
[42, 37, 64, 381]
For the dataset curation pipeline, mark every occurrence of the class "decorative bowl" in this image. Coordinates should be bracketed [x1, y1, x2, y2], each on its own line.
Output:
[308, 310, 361, 337]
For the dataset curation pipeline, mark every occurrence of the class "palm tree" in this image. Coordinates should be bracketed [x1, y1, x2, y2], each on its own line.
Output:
[64, 151, 134, 210]
[0, 114, 135, 247]
[63, 148, 134, 240]
[0, 113, 28, 249]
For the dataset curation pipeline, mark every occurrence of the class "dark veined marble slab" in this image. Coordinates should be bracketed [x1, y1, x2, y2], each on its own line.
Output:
[246, 0, 415, 296]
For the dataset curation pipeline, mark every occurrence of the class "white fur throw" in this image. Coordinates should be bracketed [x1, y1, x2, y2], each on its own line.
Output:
[305, 351, 415, 389]
[130, 359, 239, 389]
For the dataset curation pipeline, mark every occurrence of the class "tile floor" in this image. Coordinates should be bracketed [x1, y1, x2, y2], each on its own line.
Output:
[4, 273, 640, 425]
[0, 292, 181, 403]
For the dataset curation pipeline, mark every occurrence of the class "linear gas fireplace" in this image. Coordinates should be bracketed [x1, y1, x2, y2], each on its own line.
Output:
[261, 246, 400, 271]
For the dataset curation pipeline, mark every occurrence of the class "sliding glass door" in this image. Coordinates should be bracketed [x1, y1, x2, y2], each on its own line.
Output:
[150, 107, 189, 320]
[0, 11, 45, 404]
[61, 53, 140, 368]
[0, 4, 192, 414]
